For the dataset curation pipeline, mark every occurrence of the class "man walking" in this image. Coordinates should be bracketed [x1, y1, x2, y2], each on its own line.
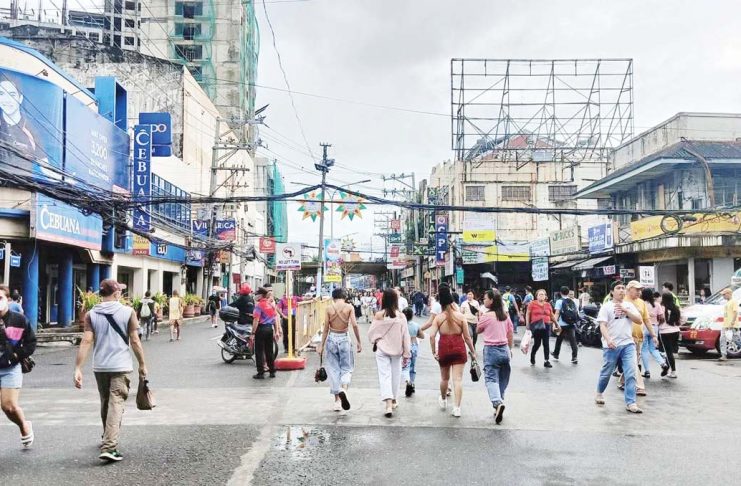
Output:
[594, 281, 644, 413]
[74, 279, 147, 462]
[412, 290, 425, 317]
[719, 288, 739, 361]
[552, 286, 580, 364]
[622, 281, 660, 393]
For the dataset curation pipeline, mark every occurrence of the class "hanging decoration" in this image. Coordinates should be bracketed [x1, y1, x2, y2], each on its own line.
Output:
[336, 191, 367, 221]
[298, 191, 327, 222]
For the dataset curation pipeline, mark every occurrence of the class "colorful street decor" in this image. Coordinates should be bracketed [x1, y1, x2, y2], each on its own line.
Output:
[336, 192, 366, 220]
[298, 191, 327, 222]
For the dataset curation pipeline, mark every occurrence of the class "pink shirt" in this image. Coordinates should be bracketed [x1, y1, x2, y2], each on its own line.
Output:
[476, 312, 513, 346]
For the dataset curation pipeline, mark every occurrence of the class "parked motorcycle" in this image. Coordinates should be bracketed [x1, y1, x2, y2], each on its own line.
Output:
[217, 306, 278, 364]
[576, 314, 602, 348]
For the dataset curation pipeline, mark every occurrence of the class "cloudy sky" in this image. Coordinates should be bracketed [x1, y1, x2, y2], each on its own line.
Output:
[253, 0, 741, 254]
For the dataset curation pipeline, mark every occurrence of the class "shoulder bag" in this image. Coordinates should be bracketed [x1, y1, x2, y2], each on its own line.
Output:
[314, 354, 327, 382]
[469, 351, 482, 382]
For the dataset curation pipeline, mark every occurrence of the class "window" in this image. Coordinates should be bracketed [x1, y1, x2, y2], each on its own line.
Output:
[597, 198, 612, 210]
[175, 1, 203, 18]
[175, 44, 202, 61]
[188, 66, 203, 81]
[125, 18, 135, 28]
[501, 185, 531, 202]
[465, 185, 485, 201]
[548, 185, 577, 202]
[175, 23, 202, 40]
[125, 1, 136, 10]
[89, 33, 100, 42]
[124, 36, 135, 46]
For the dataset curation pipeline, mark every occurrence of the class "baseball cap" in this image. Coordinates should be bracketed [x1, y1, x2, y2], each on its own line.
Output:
[239, 283, 252, 295]
[626, 280, 644, 290]
[99, 279, 126, 297]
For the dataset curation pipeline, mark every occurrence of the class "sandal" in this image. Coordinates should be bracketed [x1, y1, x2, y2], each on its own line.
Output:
[626, 404, 643, 414]
[21, 421, 34, 448]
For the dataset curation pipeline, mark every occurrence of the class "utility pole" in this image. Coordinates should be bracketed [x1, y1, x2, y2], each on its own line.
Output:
[315, 143, 334, 298]
[382, 173, 420, 290]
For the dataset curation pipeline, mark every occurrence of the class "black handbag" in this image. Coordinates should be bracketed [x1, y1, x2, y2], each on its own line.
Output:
[469, 352, 481, 382]
[314, 355, 327, 382]
[20, 356, 35, 374]
[531, 320, 546, 332]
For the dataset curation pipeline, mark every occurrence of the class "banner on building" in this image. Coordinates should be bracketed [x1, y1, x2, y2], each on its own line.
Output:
[276, 243, 302, 271]
[66, 95, 130, 192]
[192, 220, 210, 238]
[387, 258, 407, 270]
[138, 112, 173, 157]
[588, 223, 614, 254]
[530, 238, 550, 258]
[324, 239, 342, 283]
[32, 194, 103, 250]
[549, 226, 581, 256]
[132, 235, 150, 255]
[259, 237, 276, 254]
[462, 213, 496, 244]
[388, 233, 402, 243]
[532, 257, 549, 282]
[132, 124, 152, 232]
[462, 230, 496, 244]
[631, 211, 741, 241]
[0, 67, 64, 181]
[215, 219, 237, 241]
[456, 267, 464, 285]
[390, 245, 400, 258]
[496, 241, 531, 262]
[390, 219, 401, 231]
[639, 266, 656, 287]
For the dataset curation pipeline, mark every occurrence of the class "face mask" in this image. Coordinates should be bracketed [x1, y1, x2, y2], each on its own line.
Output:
[0, 298, 8, 313]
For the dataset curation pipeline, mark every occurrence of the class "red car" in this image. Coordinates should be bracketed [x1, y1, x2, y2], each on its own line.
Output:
[680, 288, 741, 357]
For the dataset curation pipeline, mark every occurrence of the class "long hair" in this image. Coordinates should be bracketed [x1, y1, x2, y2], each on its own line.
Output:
[661, 291, 680, 325]
[382, 288, 398, 318]
[640, 288, 654, 308]
[485, 289, 508, 321]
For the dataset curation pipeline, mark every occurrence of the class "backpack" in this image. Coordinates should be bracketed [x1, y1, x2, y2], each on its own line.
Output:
[559, 298, 579, 325]
[140, 300, 151, 318]
[503, 293, 517, 317]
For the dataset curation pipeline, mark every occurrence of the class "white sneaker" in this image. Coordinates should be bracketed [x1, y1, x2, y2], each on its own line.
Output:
[438, 396, 447, 410]
[669, 371, 677, 379]
[333, 401, 342, 412]
[451, 407, 461, 417]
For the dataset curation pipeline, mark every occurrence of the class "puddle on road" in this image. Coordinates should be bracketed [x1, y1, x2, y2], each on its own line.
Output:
[275, 426, 330, 452]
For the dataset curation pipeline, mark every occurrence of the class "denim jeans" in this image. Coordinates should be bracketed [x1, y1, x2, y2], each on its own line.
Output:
[325, 332, 354, 395]
[483, 345, 511, 407]
[597, 343, 637, 405]
[641, 327, 665, 372]
[468, 322, 478, 347]
[402, 342, 419, 384]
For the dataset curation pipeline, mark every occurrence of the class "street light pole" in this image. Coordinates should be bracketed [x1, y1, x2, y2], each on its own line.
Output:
[315, 143, 333, 298]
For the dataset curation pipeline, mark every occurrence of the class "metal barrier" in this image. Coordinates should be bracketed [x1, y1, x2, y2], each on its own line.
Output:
[294, 297, 330, 353]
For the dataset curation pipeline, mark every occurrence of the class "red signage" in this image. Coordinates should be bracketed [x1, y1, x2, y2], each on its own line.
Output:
[390, 219, 401, 231]
[390, 245, 400, 258]
[259, 237, 276, 254]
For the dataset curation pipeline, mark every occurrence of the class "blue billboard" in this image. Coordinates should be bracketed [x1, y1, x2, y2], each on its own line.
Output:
[0, 67, 64, 181]
[588, 223, 614, 254]
[33, 193, 103, 250]
[132, 125, 152, 231]
[65, 95, 130, 191]
[139, 112, 172, 157]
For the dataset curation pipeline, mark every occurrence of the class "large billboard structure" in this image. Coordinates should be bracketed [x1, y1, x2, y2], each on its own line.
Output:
[451, 58, 634, 167]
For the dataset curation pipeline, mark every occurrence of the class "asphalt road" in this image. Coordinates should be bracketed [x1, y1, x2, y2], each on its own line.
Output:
[1, 315, 739, 485]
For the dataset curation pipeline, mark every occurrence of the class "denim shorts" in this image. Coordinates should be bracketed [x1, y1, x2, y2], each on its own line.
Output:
[0, 364, 22, 389]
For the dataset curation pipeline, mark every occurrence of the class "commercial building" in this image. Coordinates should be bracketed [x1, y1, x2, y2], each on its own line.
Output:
[575, 113, 741, 304]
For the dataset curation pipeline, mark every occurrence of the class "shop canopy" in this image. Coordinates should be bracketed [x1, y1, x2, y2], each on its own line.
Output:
[572, 256, 613, 271]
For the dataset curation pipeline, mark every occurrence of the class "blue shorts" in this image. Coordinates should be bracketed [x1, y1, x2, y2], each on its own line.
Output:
[0, 364, 22, 389]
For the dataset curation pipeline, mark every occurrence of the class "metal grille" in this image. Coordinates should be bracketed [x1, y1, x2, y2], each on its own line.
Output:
[548, 185, 577, 202]
[465, 185, 485, 201]
[501, 185, 531, 202]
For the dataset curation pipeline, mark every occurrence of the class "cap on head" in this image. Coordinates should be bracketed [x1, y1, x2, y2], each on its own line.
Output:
[239, 284, 252, 295]
[610, 280, 624, 291]
[626, 280, 644, 291]
[722, 287, 733, 296]
[99, 279, 126, 297]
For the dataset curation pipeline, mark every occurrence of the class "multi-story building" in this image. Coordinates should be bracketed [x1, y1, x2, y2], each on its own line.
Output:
[575, 112, 741, 304]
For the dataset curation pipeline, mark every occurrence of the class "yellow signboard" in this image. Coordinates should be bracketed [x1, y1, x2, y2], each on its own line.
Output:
[132, 235, 149, 256]
[631, 212, 741, 241]
[463, 230, 496, 244]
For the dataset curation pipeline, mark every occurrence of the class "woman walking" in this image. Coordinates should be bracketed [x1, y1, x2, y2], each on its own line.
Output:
[368, 288, 410, 418]
[168, 290, 184, 342]
[640, 289, 668, 378]
[525, 289, 558, 368]
[461, 290, 481, 347]
[659, 292, 681, 378]
[317, 289, 362, 412]
[429, 285, 476, 417]
[477, 289, 514, 424]
[0, 285, 36, 448]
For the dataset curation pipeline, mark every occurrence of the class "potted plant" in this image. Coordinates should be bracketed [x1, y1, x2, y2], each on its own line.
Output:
[132, 296, 142, 315]
[192, 295, 203, 316]
[77, 286, 101, 323]
[183, 294, 196, 318]
[153, 292, 167, 320]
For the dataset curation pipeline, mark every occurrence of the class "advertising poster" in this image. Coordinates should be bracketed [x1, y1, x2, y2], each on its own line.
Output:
[0, 67, 64, 180]
[532, 257, 549, 282]
[215, 219, 237, 241]
[132, 235, 150, 255]
[259, 237, 276, 254]
[324, 239, 342, 283]
[32, 193, 103, 250]
[588, 223, 614, 254]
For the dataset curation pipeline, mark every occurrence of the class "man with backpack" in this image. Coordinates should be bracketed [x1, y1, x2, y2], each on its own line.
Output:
[502, 287, 521, 332]
[553, 286, 580, 364]
[138, 291, 156, 340]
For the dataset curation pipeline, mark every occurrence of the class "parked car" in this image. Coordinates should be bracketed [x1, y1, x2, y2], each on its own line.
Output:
[679, 287, 741, 357]
[731, 268, 741, 289]
[682, 287, 738, 327]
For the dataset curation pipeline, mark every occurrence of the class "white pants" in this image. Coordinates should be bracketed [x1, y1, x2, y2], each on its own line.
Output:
[375, 351, 402, 401]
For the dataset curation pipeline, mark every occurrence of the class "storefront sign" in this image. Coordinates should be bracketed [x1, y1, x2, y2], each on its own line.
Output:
[132, 234, 150, 255]
[215, 219, 236, 241]
[619, 268, 635, 279]
[156, 243, 168, 256]
[138, 112, 173, 157]
[186, 250, 204, 265]
[276, 243, 302, 271]
[387, 258, 407, 270]
[66, 95, 129, 191]
[259, 237, 276, 254]
[602, 265, 616, 276]
[32, 194, 103, 250]
[192, 219, 210, 238]
[435, 214, 448, 266]
[530, 238, 550, 257]
[532, 257, 549, 282]
[497, 241, 530, 262]
[390, 245, 400, 258]
[9, 254, 20, 268]
[631, 212, 741, 241]
[132, 124, 152, 232]
[639, 266, 655, 287]
[388, 233, 402, 243]
[588, 223, 614, 254]
[549, 226, 581, 256]
[456, 267, 464, 285]
[0, 67, 63, 181]
[462, 230, 496, 244]
[390, 219, 401, 231]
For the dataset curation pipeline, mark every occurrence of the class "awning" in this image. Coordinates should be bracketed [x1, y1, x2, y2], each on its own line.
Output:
[551, 260, 584, 270]
[572, 256, 613, 271]
[83, 249, 114, 265]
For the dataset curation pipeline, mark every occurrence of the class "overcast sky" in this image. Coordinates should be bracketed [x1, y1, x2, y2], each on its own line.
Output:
[253, 0, 741, 253]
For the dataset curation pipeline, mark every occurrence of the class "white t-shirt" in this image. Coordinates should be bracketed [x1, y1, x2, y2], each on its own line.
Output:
[431, 301, 442, 315]
[597, 300, 638, 349]
[398, 297, 409, 310]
